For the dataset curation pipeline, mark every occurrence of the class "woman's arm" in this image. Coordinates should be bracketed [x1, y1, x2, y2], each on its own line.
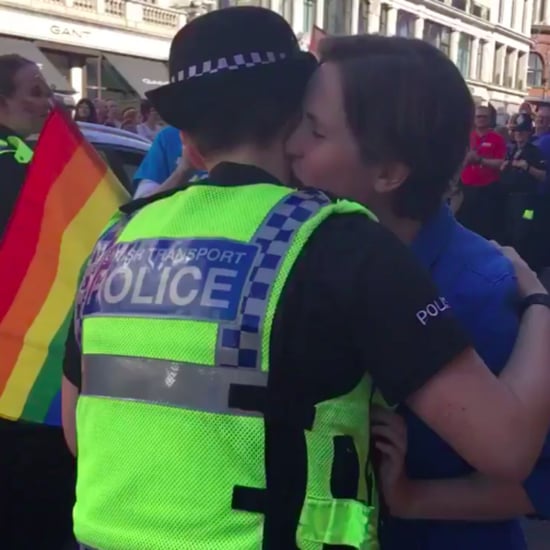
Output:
[527, 164, 546, 182]
[373, 408, 536, 521]
[62, 375, 79, 456]
[358, 226, 550, 481]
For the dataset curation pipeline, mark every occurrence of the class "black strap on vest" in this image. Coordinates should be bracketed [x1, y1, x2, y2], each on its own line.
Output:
[229, 378, 315, 550]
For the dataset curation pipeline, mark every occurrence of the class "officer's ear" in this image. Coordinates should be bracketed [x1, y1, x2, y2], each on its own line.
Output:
[180, 131, 206, 171]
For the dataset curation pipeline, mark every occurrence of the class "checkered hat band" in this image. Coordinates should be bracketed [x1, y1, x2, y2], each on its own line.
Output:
[170, 52, 288, 83]
[215, 189, 331, 369]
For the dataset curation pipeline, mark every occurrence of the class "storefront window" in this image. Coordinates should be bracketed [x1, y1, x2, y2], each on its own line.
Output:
[476, 40, 484, 80]
[357, 0, 369, 33]
[456, 33, 472, 77]
[303, 0, 316, 32]
[84, 56, 136, 100]
[42, 49, 72, 84]
[379, 5, 388, 34]
[423, 21, 451, 56]
[324, 0, 352, 34]
[396, 11, 415, 37]
[220, 0, 270, 6]
[281, 0, 293, 22]
[528, 52, 544, 87]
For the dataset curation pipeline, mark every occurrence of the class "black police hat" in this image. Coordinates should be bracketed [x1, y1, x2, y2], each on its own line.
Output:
[146, 7, 317, 130]
[512, 113, 534, 133]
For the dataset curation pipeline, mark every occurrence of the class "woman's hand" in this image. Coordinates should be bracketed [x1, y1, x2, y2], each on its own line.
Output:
[512, 159, 528, 171]
[491, 242, 547, 298]
[371, 406, 412, 516]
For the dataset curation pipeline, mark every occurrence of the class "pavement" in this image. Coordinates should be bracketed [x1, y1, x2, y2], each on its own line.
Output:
[523, 519, 550, 549]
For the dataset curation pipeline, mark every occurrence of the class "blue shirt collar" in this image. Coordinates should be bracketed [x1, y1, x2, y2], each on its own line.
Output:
[410, 205, 455, 270]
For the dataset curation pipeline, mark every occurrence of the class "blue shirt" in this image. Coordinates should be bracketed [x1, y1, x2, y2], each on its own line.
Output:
[133, 126, 183, 188]
[533, 132, 550, 193]
[133, 126, 208, 197]
[380, 206, 550, 549]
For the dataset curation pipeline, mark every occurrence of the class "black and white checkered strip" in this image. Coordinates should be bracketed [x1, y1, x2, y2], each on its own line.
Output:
[215, 189, 332, 369]
[170, 52, 287, 83]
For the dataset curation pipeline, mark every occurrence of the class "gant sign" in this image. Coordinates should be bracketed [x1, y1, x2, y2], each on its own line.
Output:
[142, 77, 168, 86]
[0, 5, 170, 60]
[50, 24, 91, 40]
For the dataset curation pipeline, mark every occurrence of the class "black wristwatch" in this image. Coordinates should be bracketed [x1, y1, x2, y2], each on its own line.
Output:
[519, 293, 550, 316]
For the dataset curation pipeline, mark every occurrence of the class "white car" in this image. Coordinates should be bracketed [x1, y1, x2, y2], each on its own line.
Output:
[29, 122, 151, 194]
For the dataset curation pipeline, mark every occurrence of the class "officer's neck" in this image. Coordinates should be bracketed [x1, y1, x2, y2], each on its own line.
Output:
[204, 143, 290, 185]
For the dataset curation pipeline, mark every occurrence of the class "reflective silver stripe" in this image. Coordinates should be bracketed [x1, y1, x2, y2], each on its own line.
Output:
[82, 354, 268, 416]
[215, 189, 331, 369]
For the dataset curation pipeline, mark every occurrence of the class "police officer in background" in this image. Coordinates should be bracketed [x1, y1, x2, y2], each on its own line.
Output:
[62, 8, 550, 550]
[501, 113, 548, 271]
[0, 54, 76, 549]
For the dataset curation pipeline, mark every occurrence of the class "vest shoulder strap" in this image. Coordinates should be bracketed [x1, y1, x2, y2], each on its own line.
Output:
[0, 135, 33, 164]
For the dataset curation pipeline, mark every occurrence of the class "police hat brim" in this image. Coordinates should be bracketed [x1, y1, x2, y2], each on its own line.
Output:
[146, 51, 317, 131]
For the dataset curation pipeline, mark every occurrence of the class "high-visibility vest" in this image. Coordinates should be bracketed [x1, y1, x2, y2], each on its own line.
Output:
[74, 182, 380, 550]
[0, 135, 33, 164]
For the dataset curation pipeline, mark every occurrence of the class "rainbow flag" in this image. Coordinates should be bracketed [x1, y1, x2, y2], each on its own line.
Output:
[0, 107, 129, 425]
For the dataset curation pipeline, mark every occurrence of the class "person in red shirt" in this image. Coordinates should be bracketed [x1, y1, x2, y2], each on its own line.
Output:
[457, 105, 506, 240]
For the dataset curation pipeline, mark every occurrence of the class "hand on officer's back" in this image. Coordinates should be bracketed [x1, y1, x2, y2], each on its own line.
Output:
[491, 242, 547, 298]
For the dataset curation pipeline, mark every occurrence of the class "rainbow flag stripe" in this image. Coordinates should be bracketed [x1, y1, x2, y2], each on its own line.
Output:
[0, 108, 129, 425]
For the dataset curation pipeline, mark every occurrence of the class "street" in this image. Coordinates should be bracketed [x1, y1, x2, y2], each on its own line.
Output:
[523, 519, 550, 549]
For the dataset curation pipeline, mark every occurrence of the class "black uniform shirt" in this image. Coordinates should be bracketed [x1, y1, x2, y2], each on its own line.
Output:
[501, 141, 546, 193]
[64, 162, 469, 404]
[0, 125, 29, 237]
[63, 162, 471, 548]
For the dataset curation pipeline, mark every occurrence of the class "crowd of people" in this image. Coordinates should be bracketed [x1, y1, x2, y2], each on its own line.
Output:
[457, 103, 550, 274]
[72, 96, 164, 140]
[1, 5, 550, 550]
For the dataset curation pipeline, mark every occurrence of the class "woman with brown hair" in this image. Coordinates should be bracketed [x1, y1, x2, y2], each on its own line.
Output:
[287, 34, 550, 550]
[0, 54, 76, 549]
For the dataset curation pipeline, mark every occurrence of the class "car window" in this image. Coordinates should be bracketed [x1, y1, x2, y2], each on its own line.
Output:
[117, 150, 146, 188]
[95, 146, 145, 195]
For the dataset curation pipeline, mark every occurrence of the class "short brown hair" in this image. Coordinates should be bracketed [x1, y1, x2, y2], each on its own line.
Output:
[320, 35, 474, 221]
[0, 54, 35, 98]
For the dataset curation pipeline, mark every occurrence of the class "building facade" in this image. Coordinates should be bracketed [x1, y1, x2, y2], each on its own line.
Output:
[0, 0, 215, 103]
[1, 0, 533, 114]
[529, 1, 550, 102]
[232, 0, 531, 116]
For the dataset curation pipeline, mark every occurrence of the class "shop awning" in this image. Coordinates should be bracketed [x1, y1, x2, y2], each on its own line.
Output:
[0, 36, 74, 94]
[104, 54, 169, 98]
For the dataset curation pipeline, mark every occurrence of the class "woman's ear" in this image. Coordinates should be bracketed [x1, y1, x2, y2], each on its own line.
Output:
[373, 161, 410, 194]
[180, 131, 206, 170]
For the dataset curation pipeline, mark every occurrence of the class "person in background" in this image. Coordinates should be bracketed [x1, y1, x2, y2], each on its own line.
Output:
[533, 105, 550, 141]
[93, 98, 108, 125]
[519, 102, 533, 117]
[73, 98, 97, 124]
[531, 106, 550, 197]
[507, 113, 520, 140]
[501, 114, 548, 272]
[0, 54, 76, 550]
[121, 106, 138, 133]
[136, 98, 162, 141]
[132, 124, 206, 198]
[104, 99, 121, 128]
[457, 104, 507, 241]
[289, 37, 549, 550]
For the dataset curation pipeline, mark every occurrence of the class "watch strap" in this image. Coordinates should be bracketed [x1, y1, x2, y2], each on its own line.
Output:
[519, 293, 550, 316]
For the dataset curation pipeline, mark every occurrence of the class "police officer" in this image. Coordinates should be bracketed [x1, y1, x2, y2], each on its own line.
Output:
[501, 113, 548, 271]
[63, 8, 550, 550]
[0, 54, 77, 549]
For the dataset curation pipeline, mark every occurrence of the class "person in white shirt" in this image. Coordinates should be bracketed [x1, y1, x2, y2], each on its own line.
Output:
[136, 99, 162, 141]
